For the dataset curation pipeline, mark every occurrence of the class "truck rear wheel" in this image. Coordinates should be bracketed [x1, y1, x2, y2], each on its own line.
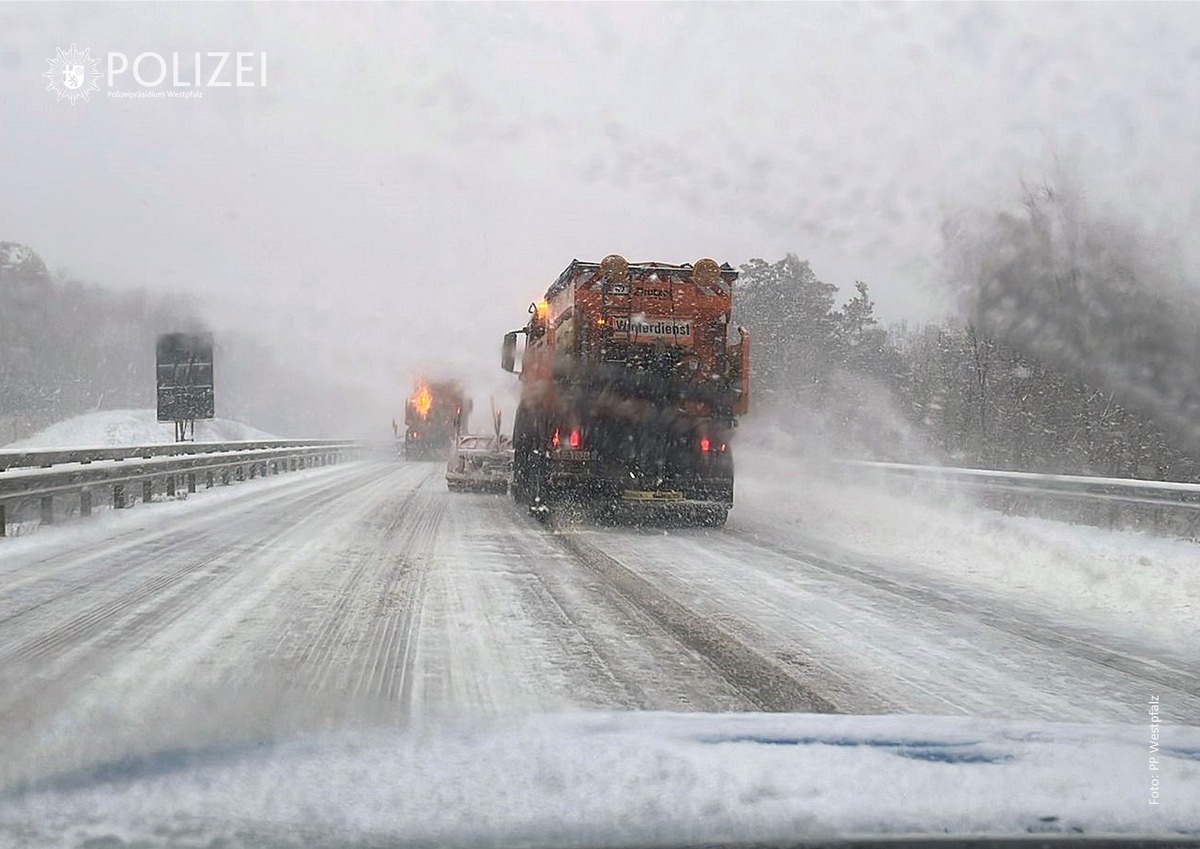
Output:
[528, 454, 551, 522]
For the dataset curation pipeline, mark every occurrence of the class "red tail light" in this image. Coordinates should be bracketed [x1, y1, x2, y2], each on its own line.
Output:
[700, 436, 711, 452]
[551, 429, 560, 448]
[569, 429, 580, 449]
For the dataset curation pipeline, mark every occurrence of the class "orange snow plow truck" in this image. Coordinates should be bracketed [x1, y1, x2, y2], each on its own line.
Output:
[501, 255, 749, 526]
[404, 378, 470, 460]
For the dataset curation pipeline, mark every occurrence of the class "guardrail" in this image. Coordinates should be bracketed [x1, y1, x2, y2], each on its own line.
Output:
[0, 439, 353, 472]
[0, 440, 360, 537]
[843, 460, 1200, 537]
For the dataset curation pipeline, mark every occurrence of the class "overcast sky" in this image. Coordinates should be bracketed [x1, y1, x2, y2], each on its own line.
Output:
[3, 2, 1200, 423]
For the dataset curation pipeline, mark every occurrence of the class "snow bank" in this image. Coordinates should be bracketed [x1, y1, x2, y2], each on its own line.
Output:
[736, 449, 1200, 655]
[2, 409, 277, 450]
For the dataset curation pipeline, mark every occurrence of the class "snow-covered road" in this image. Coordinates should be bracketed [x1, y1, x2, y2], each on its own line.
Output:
[1, 457, 1196, 792]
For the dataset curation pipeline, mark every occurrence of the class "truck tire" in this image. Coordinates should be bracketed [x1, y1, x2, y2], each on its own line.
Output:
[528, 452, 551, 522]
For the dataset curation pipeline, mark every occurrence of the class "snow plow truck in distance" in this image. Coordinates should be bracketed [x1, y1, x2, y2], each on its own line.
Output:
[501, 255, 749, 526]
[404, 379, 470, 460]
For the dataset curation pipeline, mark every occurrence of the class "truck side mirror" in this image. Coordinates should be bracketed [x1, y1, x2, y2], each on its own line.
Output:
[502, 331, 519, 373]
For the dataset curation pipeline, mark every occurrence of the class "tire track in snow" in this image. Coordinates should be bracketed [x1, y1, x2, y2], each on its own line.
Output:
[550, 526, 844, 713]
[354, 489, 446, 704]
[726, 528, 1200, 709]
[0, 462, 416, 787]
[263, 469, 445, 705]
[0, 465, 390, 723]
[287, 480, 433, 694]
[0, 464, 387, 671]
[449, 497, 758, 712]
[563, 519, 1200, 722]
[0, 463, 371, 609]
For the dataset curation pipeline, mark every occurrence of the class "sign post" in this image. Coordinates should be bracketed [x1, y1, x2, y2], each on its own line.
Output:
[156, 333, 215, 442]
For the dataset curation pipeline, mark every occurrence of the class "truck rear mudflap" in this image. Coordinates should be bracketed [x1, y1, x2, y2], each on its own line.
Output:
[610, 494, 729, 527]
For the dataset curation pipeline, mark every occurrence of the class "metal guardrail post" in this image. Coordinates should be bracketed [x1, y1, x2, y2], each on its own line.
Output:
[0, 504, 5, 536]
[40, 496, 53, 525]
[80, 490, 92, 516]
[166, 476, 176, 498]
[143, 480, 153, 504]
[114, 484, 125, 509]
[187, 473, 196, 494]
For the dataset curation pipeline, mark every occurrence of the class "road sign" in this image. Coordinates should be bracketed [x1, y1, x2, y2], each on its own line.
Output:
[156, 333, 215, 423]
